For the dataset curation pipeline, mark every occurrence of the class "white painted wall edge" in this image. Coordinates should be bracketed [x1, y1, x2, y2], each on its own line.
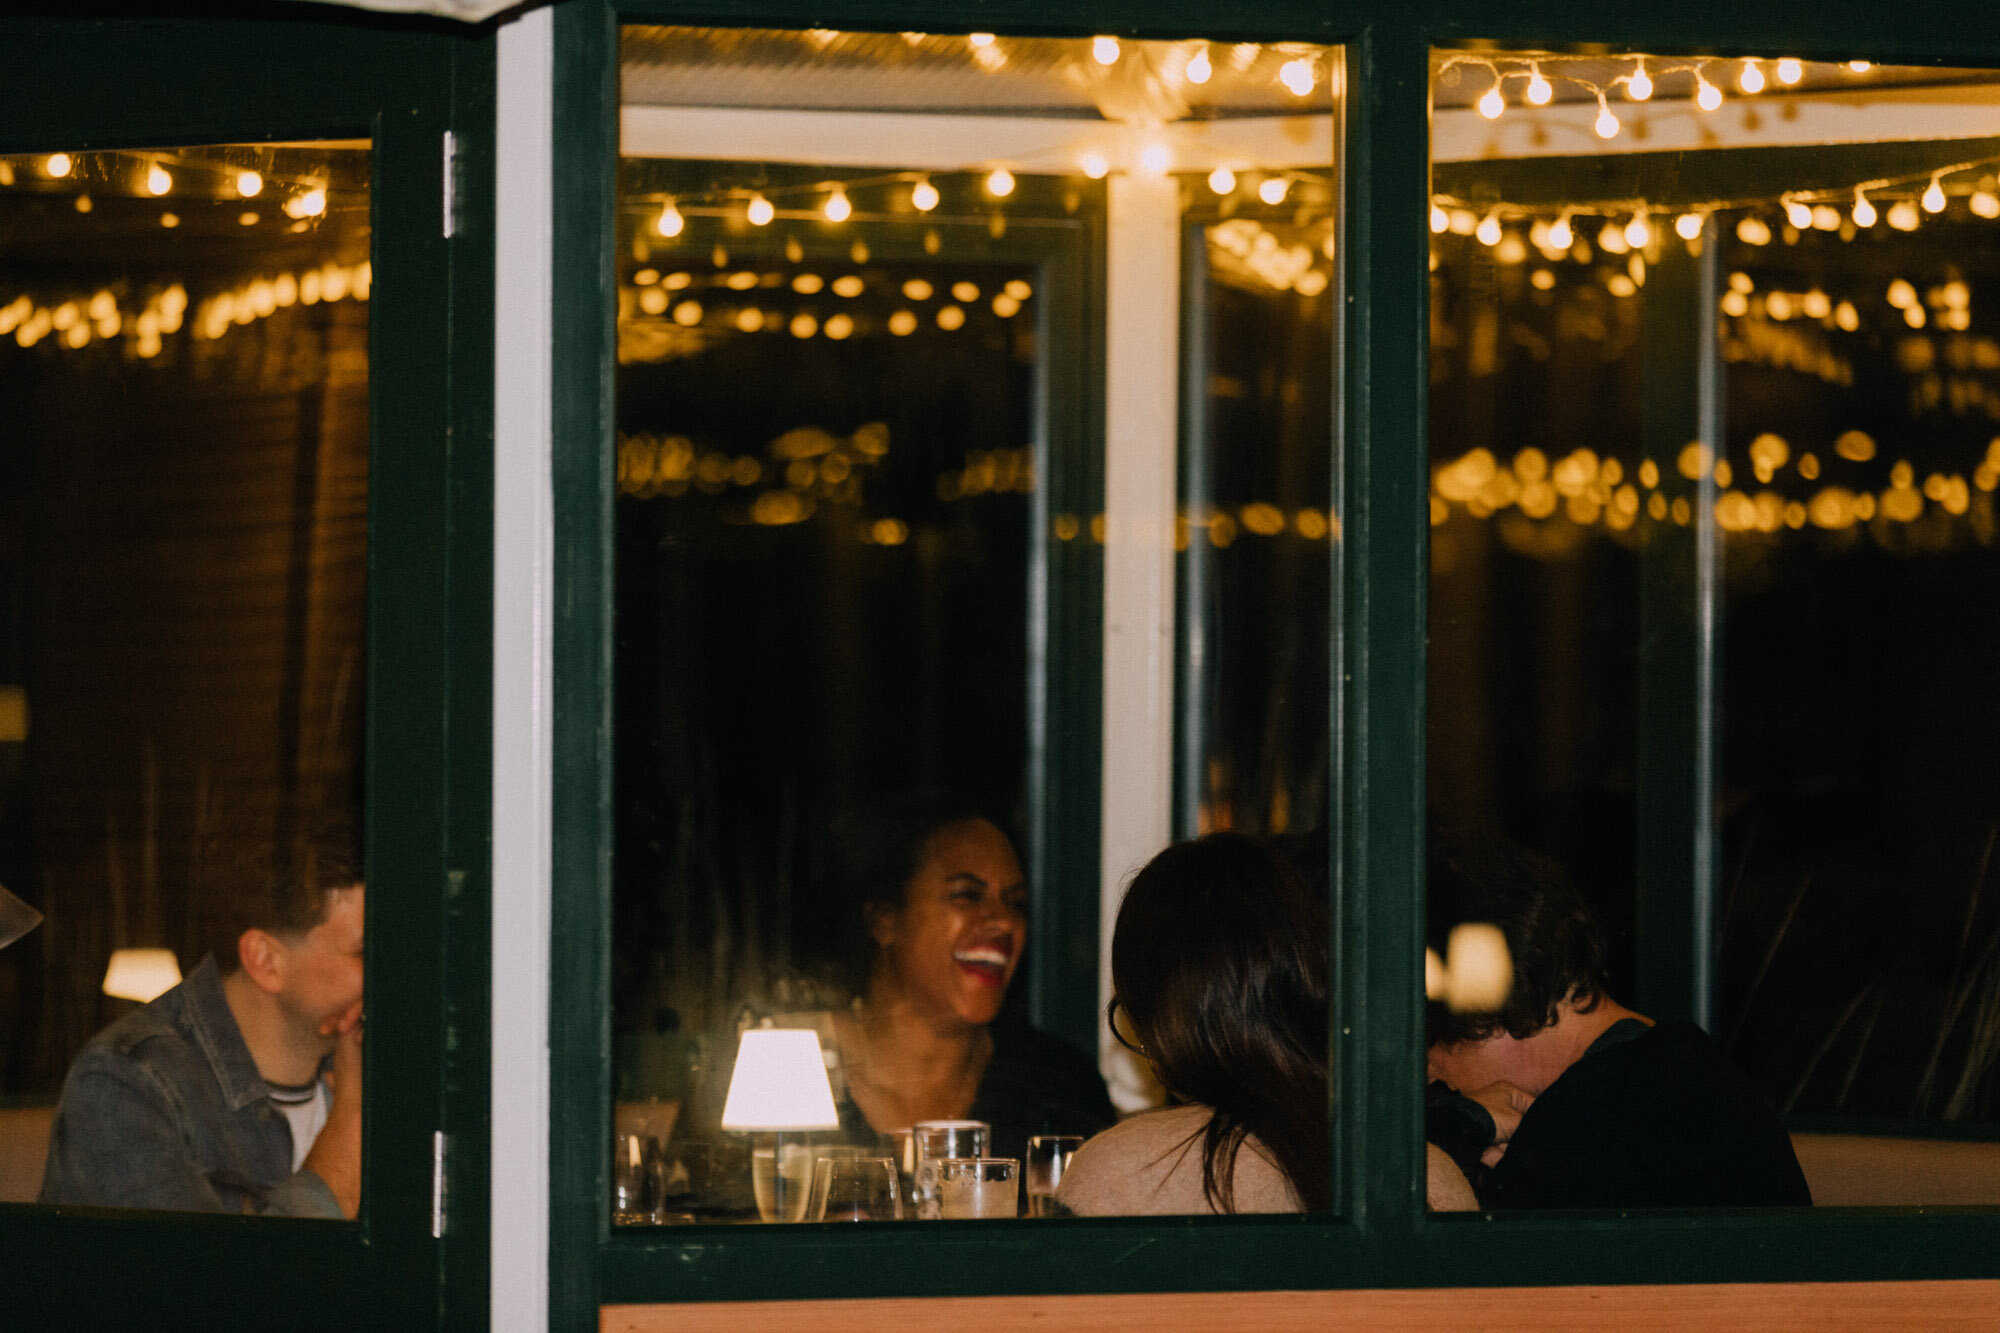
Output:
[492, 7, 554, 1331]
[1098, 174, 1178, 1115]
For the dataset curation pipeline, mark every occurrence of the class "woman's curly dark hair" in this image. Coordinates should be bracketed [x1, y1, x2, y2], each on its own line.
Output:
[1112, 833, 1329, 1212]
[1425, 827, 1609, 1048]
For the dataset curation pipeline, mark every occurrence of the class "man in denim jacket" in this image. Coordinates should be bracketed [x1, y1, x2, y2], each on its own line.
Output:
[39, 843, 364, 1218]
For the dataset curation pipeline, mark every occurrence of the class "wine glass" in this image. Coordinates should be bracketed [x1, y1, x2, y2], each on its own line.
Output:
[811, 1156, 903, 1221]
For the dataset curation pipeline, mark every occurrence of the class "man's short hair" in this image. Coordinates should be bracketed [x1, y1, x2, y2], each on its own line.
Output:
[204, 814, 361, 969]
[1426, 827, 1608, 1048]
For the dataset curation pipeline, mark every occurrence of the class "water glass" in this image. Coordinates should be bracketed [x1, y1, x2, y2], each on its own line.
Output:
[612, 1133, 661, 1225]
[752, 1139, 816, 1222]
[1024, 1134, 1084, 1218]
[804, 1145, 869, 1220]
[935, 1157, 1019, 1219]
[811, 1155, 903, 1222]
[911, 1120, 988, 1219]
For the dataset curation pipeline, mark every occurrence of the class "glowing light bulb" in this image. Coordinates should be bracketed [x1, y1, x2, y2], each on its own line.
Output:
[235, 170, 263, 198]
[746, 193, 775, 226]
[45, 153, 72, 178]
[1923, 174, 1947, 214]
[1186, 45, 1212, 85]
[1477, 84, 1505, 119]
[911, 177, 940, 211]
[1525, 64, 1553, 106]
[1675, 211, 1704, 240]
[1972, 190, 2000, 219]
[1078, 152, 1109, 180]
[1092, 36, 1120, 65]
[986, 167, 1015, 198]
[1776, 58, 1803, 85]
[823, 188, 851, 222]
[1594, 96, 1620, 139]
[1852, 188, 1877, 228]
[1888, 200, 1921, 231]
[1739, 59, 1765, 94]
[1475, 211, 1503, 246]
[1139, 143, 1171, 176]
[1848, 60, 1872, 73]
[1626, 58, 1654, 101]
[1624, 212, 1652, 248]
[656, 199, 684, 237]
[1695, 73, 1723, 111]
[1784, 198, 1814, 229]
[1546, 212, 1573, 249]
[1259, 176, 1289, 205]
[968, 32, 995, 47]
[1279, 58, 1315, 96]
[1430, 203, 1449, 234]
[146, 162, 172, 196]
[1213, 166, 1240, 196]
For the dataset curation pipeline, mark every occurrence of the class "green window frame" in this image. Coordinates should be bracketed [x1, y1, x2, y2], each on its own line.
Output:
[0, 10, 495, 1328]
[546, 0, 2000, 1326]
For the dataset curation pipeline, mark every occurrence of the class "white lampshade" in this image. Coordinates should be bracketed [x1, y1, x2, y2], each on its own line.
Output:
[103, 948, 182, 1003]
[719, 1027, 840, 1132]
[1443, 923, 1514, 1014]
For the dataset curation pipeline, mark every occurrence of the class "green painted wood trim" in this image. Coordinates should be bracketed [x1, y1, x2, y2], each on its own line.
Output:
[549, 3, 622, 1332]
[0, 11, 482, 1329]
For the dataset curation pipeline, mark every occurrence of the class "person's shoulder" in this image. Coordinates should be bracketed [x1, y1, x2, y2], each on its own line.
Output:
[1057, 1107, 1212, 1215]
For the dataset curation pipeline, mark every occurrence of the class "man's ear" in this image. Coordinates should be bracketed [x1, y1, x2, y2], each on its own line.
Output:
[867, 904, 897, 950]
[237, 928, 288, 995]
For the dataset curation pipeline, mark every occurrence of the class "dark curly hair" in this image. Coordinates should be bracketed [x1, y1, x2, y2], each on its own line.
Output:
[1425, 827, 1608, 1049]
[1111, 833, 1329, 1212]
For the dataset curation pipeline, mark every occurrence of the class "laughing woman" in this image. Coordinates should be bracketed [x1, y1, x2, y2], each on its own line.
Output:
[830, 795, 1114, 1168]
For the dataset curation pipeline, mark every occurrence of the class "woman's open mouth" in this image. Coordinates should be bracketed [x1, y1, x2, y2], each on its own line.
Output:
[952, 944, 1012, 986]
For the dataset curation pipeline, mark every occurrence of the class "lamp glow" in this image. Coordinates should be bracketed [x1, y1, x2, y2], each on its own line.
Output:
[1476, 84, 1505, 120]
[1776, 57, 1803, 85]
[1092, 36, 1119, 65]
[656, 200, 685, 237]
[1695, 73, 1723, 111]
[1443, 924, 1514, 1014]
[1594, 95, 1620, 139]
[823, 188, 852, 222]
[1474, 210, 1502, 246]
[103, 948, 181, 1003]
[1675, 211, 1704, 240]
[1848, 60, 1872, 73]
[746, 194, 775, 226]
[1524, 63, 1553, 106]
[968, 32, 995, 47]
[1211, 166, 1239, 196]
[1258, 175, 1288, 205]
[1784, 198, 1814, 229]
[1739, 59, 1765, 94]
[911, 177, 940, 211]
[236, 170, 263, 198]
[45, 153, 72, 179]
[720, 1028, 841, 1132]
[985, 167, 1015, 198]
[1186, 45, 1212, 84]
[1923, 174, 1948, 214]
[1139, 143, 1171, 176]
[1626, 58, 1654, 101]
[146, 163, 172, 197]
[1624, 212, 1652, 248]
[1279, 58, 1315, 96]
[1546, 212, 1573, 249]
[1852, 188, 1878, 228]
[1430, 203, 1449, 234]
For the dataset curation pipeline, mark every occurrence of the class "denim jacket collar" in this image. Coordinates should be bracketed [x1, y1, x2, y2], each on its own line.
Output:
[177, 955, 271, 1113]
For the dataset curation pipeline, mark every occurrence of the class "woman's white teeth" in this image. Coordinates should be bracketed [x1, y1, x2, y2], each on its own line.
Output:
[955, 946, 1010, 967]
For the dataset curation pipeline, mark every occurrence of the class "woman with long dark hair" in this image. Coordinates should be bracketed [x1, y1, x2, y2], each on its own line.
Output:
[1057, 832, 1475, 1214]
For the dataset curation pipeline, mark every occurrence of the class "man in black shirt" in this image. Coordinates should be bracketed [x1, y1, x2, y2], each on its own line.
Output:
[1424, 831, 1811, 1210]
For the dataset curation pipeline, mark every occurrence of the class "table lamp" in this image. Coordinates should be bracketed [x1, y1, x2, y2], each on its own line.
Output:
[720, 1024, 841, 1221]
[102, 947, 183, 1003]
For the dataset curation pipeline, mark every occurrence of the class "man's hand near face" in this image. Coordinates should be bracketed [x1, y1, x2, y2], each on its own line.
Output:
[1462, 1080, 1535, 1166]
[302, 1000, 363, 1218]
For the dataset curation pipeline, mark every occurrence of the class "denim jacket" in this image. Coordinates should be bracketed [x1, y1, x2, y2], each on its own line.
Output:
[38, 955, 342, 1217]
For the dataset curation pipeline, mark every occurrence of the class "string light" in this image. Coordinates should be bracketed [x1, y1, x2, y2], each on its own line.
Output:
[146, 163, 172, 196]
[1186, 45, 1213, 85]
[1973, 190, 2000, 219]
[1212, 166, 1240, 196]
[1784, 196, 1813, 228]
[1675, 211, 1704, 240]
[1524, 62, 1553, 105]
[284, 187, 327, 220]
[1852, 187, 1877, 228]
[45, 153, 72, 179]
[1139, 143, 1171, 176]
[1626, 58, 1654, 101]
[911, 177, 940, 211]
[1776, 58, 1803, 85]
[1477, 82, 1505, 120]
[968, 32, 994, 47]
[1923, 172, 1948, 213]
[1624, 211, 1652, 248]
[1848, 60, 1872, 73]
[1593, 93, 1620, 140]
[1078, 152, 1109, 180]
[822, 187, 851, 222]
[1739, 58, 1766, 94]
[1887, 200, 1921, 231]
[235, 170, 263, 198]
[1092, 35, 1119, 65]
[1279, 58, 1316, 96]
[1258, 175, 1289, 205]
[746, 193, 775, 226]
[1430, 203, 1450, 234]
[1475, 209, 1503, 246]
[1546, 211, 1574, 249]
[1695, 71, 1723, 111]
[985, 167, 1015, 198]
[655, 199, 684, 237]
[1737, 216, 1772, 245]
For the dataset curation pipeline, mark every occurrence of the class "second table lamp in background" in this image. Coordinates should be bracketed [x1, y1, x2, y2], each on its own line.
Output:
[720, 1023, 841, 1221]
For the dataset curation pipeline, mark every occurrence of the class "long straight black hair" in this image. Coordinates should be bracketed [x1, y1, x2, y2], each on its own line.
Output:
[1111, 832, 1330, 1211]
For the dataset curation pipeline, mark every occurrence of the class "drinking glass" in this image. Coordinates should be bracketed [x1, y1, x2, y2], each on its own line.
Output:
[1024, 1134, 1084, 1218]
[811, 1156, 903, 1222]
[612, 1133, 661, 1225]
[751, 1139, 816, 1222]
[804, 1145, 868, 1221]
[911, 1120, 988, 1219]
[935, 1157, 1019, 1219]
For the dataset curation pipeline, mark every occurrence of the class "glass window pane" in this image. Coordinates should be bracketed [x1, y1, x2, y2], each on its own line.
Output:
[0, 142, 370, 1218]
[1426, 50, 2000, 1210]
[615, 27, 1339, 1224]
